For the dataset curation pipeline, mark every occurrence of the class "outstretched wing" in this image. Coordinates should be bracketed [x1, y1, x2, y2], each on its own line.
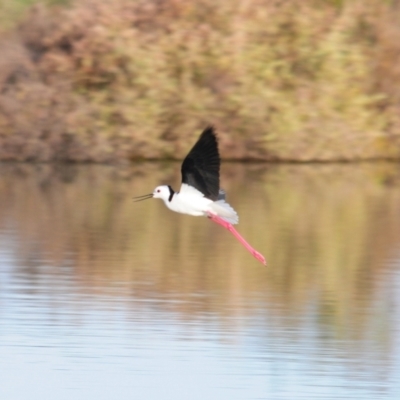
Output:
[180, 126, 220, 201]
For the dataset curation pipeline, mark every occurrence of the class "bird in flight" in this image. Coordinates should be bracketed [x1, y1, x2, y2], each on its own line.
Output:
[133, 127, 266, 265]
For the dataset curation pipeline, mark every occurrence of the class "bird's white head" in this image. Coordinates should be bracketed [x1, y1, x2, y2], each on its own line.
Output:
[133, 185, 174, 203]
[152, 185, 172, 201]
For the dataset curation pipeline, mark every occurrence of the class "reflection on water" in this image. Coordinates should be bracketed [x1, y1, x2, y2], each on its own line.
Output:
[0, 162, 399, 399]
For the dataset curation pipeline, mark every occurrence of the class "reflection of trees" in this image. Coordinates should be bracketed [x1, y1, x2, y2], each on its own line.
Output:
[0, 162, 399, 356]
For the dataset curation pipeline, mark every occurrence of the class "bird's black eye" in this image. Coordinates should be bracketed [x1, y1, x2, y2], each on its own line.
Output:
[157, 189, 160, 193]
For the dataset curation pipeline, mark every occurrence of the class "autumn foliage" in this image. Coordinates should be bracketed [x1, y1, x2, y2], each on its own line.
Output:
[0, 0, 400, 162]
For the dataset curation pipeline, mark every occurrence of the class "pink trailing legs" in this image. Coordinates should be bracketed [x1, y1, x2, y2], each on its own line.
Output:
[207, 213, 267, 266]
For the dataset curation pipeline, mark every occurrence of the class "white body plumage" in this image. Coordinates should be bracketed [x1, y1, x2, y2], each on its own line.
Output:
[153, 184, 238, 225]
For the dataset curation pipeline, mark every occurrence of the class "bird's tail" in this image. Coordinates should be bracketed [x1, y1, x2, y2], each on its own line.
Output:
[209, 200, 239, 225]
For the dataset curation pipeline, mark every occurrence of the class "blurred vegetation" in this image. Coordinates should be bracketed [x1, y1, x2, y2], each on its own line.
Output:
[0, 0, 68, 31]
[0, 0, 400, 161]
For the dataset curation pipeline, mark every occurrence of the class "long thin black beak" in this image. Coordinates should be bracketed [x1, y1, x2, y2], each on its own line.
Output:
[133, 193, 153, 202]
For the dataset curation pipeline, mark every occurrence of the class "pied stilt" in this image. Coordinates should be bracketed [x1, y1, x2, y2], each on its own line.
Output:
[133, 127, 266, 265]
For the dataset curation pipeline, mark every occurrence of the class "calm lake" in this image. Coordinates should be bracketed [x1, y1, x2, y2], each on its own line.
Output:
[0, 162, 399, 400]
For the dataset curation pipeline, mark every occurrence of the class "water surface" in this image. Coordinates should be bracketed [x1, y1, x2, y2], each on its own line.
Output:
[0, 162, 399, 400]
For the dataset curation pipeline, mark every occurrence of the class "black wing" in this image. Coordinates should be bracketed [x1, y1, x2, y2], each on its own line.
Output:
[181, 126, 220, 201]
